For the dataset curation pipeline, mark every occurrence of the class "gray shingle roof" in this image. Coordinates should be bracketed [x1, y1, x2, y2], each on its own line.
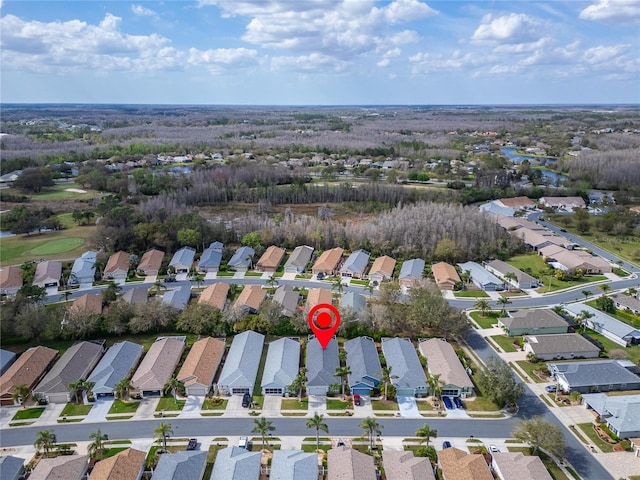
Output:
[341, 250, 370, 275]
[121, 286, 149, 305]
[399, 259, 424, 280]
[284, 245, 314, 271]
[270, 450, 318, 480]
[306, 337, 340, 387]
[499, 309, 569, 330]
[582, 393, 640, 437]
[523, 334, 600, 356]
[345, 337, 382, 389]
[457, 261, 503, 288]
[228, 246, 255, 269]
[218, 331, 265, 390]
[209, 446, 260, 480]
[381, 338, 427, 390]
[162, 287, 192, 310]
[548, 360, 640, 389]
[88, 341, 143, 395]
[261, 338, 300, 390]
[341, 291, 366, 313]
[564, 304, 640, 343]
[485, 259, 537, 286]
[273, 286, 300, 316]
[151, 450, 207, 480]
[33, 260, 62, 287]
[71, 251, 97, 283]
[0, 455, 24, 480]
[198, 244, 223, 270]
[169, 247, 196, 269]
[0, 349, 16, 376]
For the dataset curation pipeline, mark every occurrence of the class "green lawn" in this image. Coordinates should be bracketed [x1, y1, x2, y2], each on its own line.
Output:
[252, 345, 268, 397]
[103, 447, 129, 458]
[11, 407, 45, 420]
[25, 183, 98, 201]
[108, 400, 140, 414]
[586, 300, 640, 329]
[489, 335, 519, 353]
[371, 399, 398, 410]
[281, 399, 308, 410]
[60, 403, 93, 416]
[155, 397, 186, 412]
[30, 237, 85, 255]
[576, 423, 614, 453]
[468, 311, 501, 329]
[202, 398, 228, 410]
[515, 360, 549, 383]
[584, 329, 640, 365]
[326, 399, 350, 409]
[454, 290, 489, 298]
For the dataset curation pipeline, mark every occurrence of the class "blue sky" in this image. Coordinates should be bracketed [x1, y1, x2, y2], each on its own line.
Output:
[1, 1, 639, 105]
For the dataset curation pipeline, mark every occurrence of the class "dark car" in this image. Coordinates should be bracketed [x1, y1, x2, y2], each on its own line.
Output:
[316, 272, 325, 280]
[242, 392, 252, 408]
[453, 397, 464, 409]
[187, 438, 197, 450]
[545, 385, 557, 393]
[164, 276, 177, 283]
[442, 396, 454, 410]
[442, 441, 452, 449]
[353, 394, 362, 406]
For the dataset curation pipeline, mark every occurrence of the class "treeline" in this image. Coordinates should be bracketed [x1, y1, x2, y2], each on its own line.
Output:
[563, 149, 640, 189]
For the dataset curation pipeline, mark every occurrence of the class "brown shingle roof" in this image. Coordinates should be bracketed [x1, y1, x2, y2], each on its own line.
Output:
[104, 251, 130, 275]
[131, 338, 185, 392]
[199, 283, 229, 310]
[312, 247, 344, 273]
[137, 249, 164, 274]
[33, 260, 62, 287]
[29, 455, 88, 480]
[419, 338, 474, 390]
[438, 447, 492, 480]
[0, 346, 58, 398]
[0, 266, 22, 289]
[305, 288, 333, 311]
[327, 446, 376, 480]
[71, 294, 103, 315]
[492, 452, 552, 480]
[382, 451, 435, 480]
[369, 256, 396, 277]
[234, 285, 266, 311]
[497, 196, 536, 208]
[177, 337, 225, 388]
[432, 262, 461, 288]
[89, 448, 145, 480]
[256, 246, 286, 270]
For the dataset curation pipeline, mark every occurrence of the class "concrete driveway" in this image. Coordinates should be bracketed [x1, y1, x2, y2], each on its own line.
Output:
[179, 396, 204, 418]
[397, 396, 421, 418]
[82, 398, 114, 423]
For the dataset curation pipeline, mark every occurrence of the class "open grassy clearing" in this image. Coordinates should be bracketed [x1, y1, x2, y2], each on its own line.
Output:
[281, 399, 308, 410]
[371, 399, 398, 410]
[202, 398, 228, 410]
[326, 398, 350, 409]
[515, 360, 548, 383]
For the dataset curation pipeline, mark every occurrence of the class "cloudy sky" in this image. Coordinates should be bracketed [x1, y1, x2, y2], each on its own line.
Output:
[1, 1, 639, 105]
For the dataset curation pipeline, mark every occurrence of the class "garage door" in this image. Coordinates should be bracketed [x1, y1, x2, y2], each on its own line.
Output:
[232, 387, 250, 395]
[263, 388, 283, 395]
[47, 393, 69, 404]
[187, 386, 208, 396]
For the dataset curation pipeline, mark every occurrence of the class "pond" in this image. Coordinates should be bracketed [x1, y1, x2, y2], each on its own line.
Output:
[501, 148, 567, 184]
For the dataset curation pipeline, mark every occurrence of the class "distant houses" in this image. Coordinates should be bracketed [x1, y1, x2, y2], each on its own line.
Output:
[162, 287, 191, 311]
[0, 265, 23, 296]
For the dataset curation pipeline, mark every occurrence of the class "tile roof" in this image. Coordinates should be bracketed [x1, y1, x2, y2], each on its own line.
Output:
[177, 337, 225, 389]
[151, 450, 207, 480]
[492, 452, 552, 480]
[496, 196, 536, 208]
[306, 336, 340, 388]
[261, 337, 300, 390]
[33, 260, 62, 287]
[257, 245, 286, 270]
[284, 245, 314, 270]
[0, 266, 22, 289]
[234, 285, 266, 311]
[269, 450, 318, 480]
[523, 333, 600, 356]
[418, 338, 473, 390]
[496, 215, 545, 231]
[89, 448, 145, 480]
[104, 251, 130, 275]
[438, 447, 492, 480]
[137, 249, 164, 273]
[87, 341, 143, 395]
[131, 337, 185, 392]
[0, 346, 58, 396]
[345, 336, 382, 389]
[327, 446, 376, 480]
[71, 294, 103, 315]
[540, 196, 586, 208]
[382, 451, 435, 480]
[198, 283, 229, 310]
[431, 262, 460, 287]
[369, 255, 396, 278]
[217, 331, 265, 390]
[209, 446, 261, 480]
[305, 288, 333, 311]
[29, 455, 88, 480]
[312, 247, 344, 273]
[381, 338, 428, 390]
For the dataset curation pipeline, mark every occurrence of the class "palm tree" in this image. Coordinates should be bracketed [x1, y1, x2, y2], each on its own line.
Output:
[68, 381, 82, 403]
[459, 269, 471, 287]
[266, 275, 279, 289]
[415, 423, 437, 447]
[366, 283, 374, 298]
[576, 310, 595, 333]
[115, 378, 132, 401]
[59, 290, 72, 302]
[34, 429, 55, 457]
[88, 428, 109, 460]
[474, 299, 490, 317]
[334, 366, 352, 399]
[306, 412, 328, 452]
[79, 379, 95, 401]
[497, 297, 511, 316]
[288, 368, 307, 402]
[581, 290, 591, 302]
[599, 283, 611, 294]
[428, 374, 442, 408]
[331, 277, 344, 296]
[503, 272, 517, 292]
[189, 271, 205, 289]
[360, 417, 382, 451]
[252, 416, 275, 450]
[380, 366, 398, 402]
[162, 376, 182, 400]
[153, 422, 173, 453]
[12, 384, 31, 408]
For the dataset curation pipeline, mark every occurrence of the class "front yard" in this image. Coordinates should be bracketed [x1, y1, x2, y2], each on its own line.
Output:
[201, 397, 228, 410]
[155, 397, 186, 412]
[107, 400, 140, 414]
[60, 403, 93, 417]
[11, 407, 45, 421]
[468, 311, 501, 329]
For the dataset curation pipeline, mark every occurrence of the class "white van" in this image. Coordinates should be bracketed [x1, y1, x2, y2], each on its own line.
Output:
[238, 436, 249, 449]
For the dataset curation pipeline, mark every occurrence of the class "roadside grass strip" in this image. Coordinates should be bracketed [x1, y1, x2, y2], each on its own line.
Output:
[576, 423, 615, 453]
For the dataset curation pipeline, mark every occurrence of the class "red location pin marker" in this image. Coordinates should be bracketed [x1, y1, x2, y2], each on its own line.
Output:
[308, 303, 340, 350]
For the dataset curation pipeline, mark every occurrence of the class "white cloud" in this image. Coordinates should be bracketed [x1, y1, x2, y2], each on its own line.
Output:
[582, 44, 631, 65]
[131, 4, 158, 18]
[381, 0, 438, 24]
[472, 13, 542, 44]
[579, 0, 640, 23]
[377, 58, 390, 67]
[409, 50, 478, 74]
[270, 53, 349, 73]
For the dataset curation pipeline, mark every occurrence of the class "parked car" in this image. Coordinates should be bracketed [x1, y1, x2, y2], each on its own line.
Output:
[316, 272, 325, 280]
[453, 397, 464, 409]
[489, 445, 499, 453]
[442, 396, 454, 410]
[238, 437, 249, 449]
[242, 393, 252, 408]
[442, 441, 452, 449]
[353, 394, 362, 406]
[187, 438, 197, 450]
[337, 440, 345, 447]
[545, 385, 557, 393]
[164, 276, 177, 283]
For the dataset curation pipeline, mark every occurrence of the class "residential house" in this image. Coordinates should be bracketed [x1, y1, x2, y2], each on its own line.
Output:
[381, 338, 428, 397]
[306, 336, 340, 395]
[177, 337, 225, 397]
[495, 196, 537, 211]
[491, 452, 552, 480]
[479, 201, 516, 217]
[432, 262, 461, 291]
[29, 455, 88, 480]
[209, 446, 260, 480]
[137, 249, 164, 276]
[368, 255, 396, 285]
[234, 285, 266, 314]
[418, 338, 474, 398]
[344, 336, 382, 396]
[582, 393, 640, 439]
[33, 341, 104, 403]
[0, 349, 16, 376]
[457, 262, 503, 291]
[70, 251, 97, 285]
[284, 245, 314, 274]
[539, 245, 612, 274]
[273, 285, 300, 317]
[217, 330, 265, 395]
[382, 451, 435, 480]
[496, 215, 545, 232]
[564, 304, 640, 347]
[498, 309, 569, 337]
[33, 260, 62, 289]
[130, 337, 185, 397]
[198, 242, 223, 273]
[151, 450, 207, 480]
[612, 294, 640, 315]
[523, 334, 600, 361]
[539, 196, 586, 211]
[198, 283, 229, 311]
[0, 266, 22, 296]
[438, 447, 493, 480]
[256, 245, 286, 273]
[341, 291, 366, 314]
[312, 247, 344, 276]
[88, 341, 143, 397]
[162, 287, 192, 311]
[484, 259, 538, 290]
[513, 228, 570, 252]
[169, 247, 196, 273]
[340, 250, 370, 279]
[327, 446, 376, 480]
[228, 246, 255, 272]
[121, 286, 149, 306]
[0, 346, 58, 406]
[305, 288, 333, 312]
[261, 337, 300, 395]
[398, 258, 425, 292]
[89, 448, 145, 480]
[103, 251, 130, 282]
[270, 450, 319, 480]
[0, 455, 24, 480]
[547, 360, 640, 394]
[71, 294, 103, 316]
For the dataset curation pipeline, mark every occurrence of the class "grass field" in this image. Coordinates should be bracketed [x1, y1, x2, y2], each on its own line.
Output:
[515, 360, 549, 383]
[202, 398, 228, 410]
[584, 329, 640, 365]
[576, 423, 615, 453]
[281, 399, 308, 410]
[326, 398, 350, 409]
[30, 237, 85, 255]
[371, 399, 398, 410]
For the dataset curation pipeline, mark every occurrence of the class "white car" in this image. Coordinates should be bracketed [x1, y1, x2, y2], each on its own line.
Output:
[238, 437, 249, 449]
[489, 445, 499, 453]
